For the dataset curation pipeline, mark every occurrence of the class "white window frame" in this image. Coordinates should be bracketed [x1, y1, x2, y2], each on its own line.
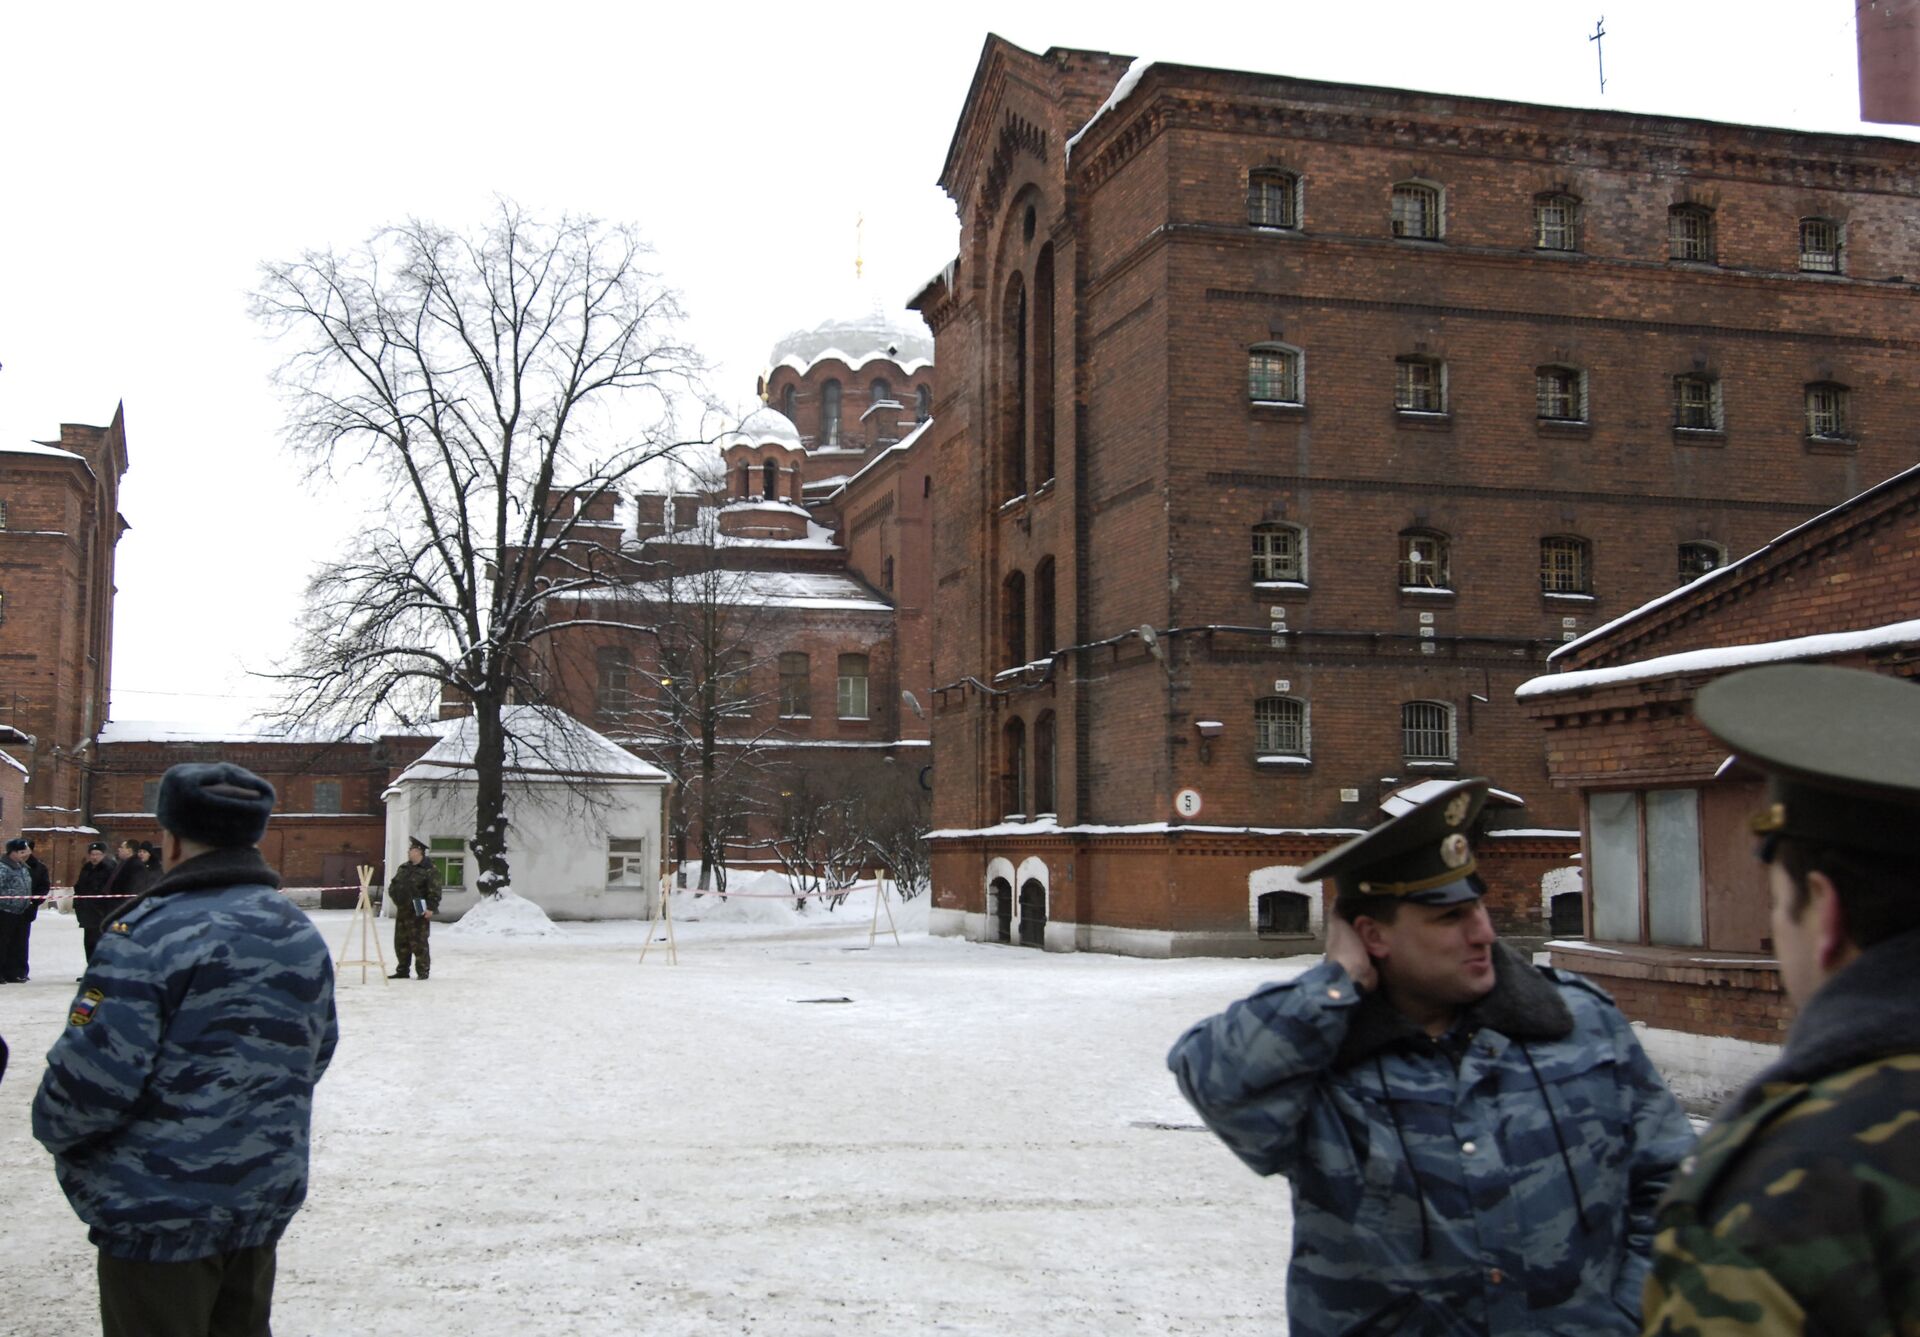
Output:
[1799, 217, 1841, 274]
[1541, 535, 1593, 594]
[1669, 205, 1715, 263]
[1534, 193, 1579, 251]
[428, 836, 467, 890]
[1395, 357, 1446, 413]
[1805, 382, 1851, 440]
[1399, 530, 1451, 590]
[1251, 523, 1305, 583]
[837, 655, 870, 720]
[1254, 696, 1308, 758]
[607, 837, 651, 887]
[778, 652, 811, 719]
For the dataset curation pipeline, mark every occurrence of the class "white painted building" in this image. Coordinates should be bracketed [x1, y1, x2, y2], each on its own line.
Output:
[381, 706, 669, 921]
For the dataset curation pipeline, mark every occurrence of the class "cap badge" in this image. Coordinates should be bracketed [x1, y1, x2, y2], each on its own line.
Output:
[1440, 833, 1470, 868]
[1748, 803, 1787, 835]
[1444, 794, 1470, 828]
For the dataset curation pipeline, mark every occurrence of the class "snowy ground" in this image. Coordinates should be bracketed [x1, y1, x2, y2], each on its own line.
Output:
[0, 886, 1307, 1336]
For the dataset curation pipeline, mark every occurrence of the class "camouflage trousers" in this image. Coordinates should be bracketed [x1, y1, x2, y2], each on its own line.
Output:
[393, 915, 431, 977]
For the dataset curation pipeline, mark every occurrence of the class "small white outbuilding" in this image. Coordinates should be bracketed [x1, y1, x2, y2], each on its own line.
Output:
[381, 706, 669, 921]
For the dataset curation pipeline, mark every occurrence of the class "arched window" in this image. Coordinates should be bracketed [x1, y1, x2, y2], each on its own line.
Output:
[595, 646, 632, 722]
[836, 654, 869, 720]
[1534, 193, 1580, 251]
[1001, 718, 1028, 818]
[1033, 711, 1057, 815]
[1399, 529, 1451, 590]
[1669, 204, 1715, 263]
[1677, 542, 1723, 586]
[882, 556, 894, 592]
[1395, 356, 1446, 413]
[762, 460, 778, 499]
[1034, 557, 1057, 657]
[1248, 344, 1303, 404]
[1003, 570, 1027, 667]
[778, 652, 811, 718]
[1391, 181, 1443, 240]
[1252, 523, 1305, 583]
[1402, 701, 1456, 762]
[1800, 217, 1842, 273]
[1248, 169, 1301, 229]
[871, 378, 892, 405]
[1255, 697, 1308, 758]
[821, 379, 842, 447]
[915, 384, 932, 423]
[781, 384, 797, 423]
[1541, 535, 1593, 594]
[1002, 271, 1029, 497]
[736, 462, 751, 499]
[1805, 382, 1851, 440]
[1535, 365, 1587, 422]
[1672, 374, 1722, 430]
[1034, 244, 1056, 484]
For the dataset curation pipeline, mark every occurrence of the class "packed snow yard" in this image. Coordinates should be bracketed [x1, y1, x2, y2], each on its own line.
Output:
[0, 882, 1304, 1336]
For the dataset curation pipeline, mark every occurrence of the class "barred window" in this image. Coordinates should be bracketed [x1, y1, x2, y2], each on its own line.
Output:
[1248, 169, 1301, 228]
[778, 652, 811, 718]
[1400, 529, 1451, 589]
[0, 500, 10, 529]
[1252, 523, 1305, 583]
[1402, 701, 1456, 762]
[1534, 193, 1580, 251]
[1805, 382, 1851, 439]
[313, 781, 341, 815]
[1395, 356, 1445, 413]
[1535, 365, 1586, 422]
[1541, 535, 1593, 594]
[837, 654, 869, 720]
[1248, 344, 1303, 403]
[1672, 375, 1722, 430]
[1255, 697, 1308, 757]
[1799, 217, 1841, 274]
[1677, 541, 1723, 585]
[1391, 182, 1442, 240]
[1669, 205, 1715, 263]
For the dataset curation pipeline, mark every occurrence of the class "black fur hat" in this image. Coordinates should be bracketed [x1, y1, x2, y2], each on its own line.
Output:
[154, 763, 276, 848]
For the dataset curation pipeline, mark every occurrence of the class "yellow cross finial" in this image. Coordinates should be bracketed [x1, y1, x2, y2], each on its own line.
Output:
[855, 212, 864, 281]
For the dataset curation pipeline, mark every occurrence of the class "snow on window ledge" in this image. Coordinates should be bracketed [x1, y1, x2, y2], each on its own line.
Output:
[1252, 580, 1309, 592]
[1399, 586, 1454, 596]
[1543, 591, 1598, 602]
[1405, 760, 1458, 770]
[1256, 754, 1312, 766]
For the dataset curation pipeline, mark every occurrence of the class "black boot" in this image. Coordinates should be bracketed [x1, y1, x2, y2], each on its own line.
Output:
[390, 966, 410, 979]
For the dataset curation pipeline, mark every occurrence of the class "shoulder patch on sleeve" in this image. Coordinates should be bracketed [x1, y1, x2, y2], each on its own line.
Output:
[68, 988, 104, 1026]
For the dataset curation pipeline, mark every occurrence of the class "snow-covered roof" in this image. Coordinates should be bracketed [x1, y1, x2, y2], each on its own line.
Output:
[768, 303, 933, 377]
[721, 408, 804, 452]
[614, 569, 889, 612]
[0, 749, 26, 777]
[1516, 617, 1920, 701]
[1378, 780, 1524, 817]
[390, 705, 667, 788]
[97, 719, 373, 745]
[825, 419, 932, 502]
[3, 439, 87, 462]
[1066, 56, 1153, 158]
[650, 507, 843, 551]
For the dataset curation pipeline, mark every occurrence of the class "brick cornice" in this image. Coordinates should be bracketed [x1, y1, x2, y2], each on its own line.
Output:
[1204, 469, 1826, 516]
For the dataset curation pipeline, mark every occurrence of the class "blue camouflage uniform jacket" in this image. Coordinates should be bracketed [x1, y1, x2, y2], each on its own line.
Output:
[32, 847, 338, 1263]
[1169, 943, 1694, 1336]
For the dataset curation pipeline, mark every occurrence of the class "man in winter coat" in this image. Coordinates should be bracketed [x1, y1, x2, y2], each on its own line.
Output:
[1169, 778, 1694, 1336]
[0, 838, 32, 981]
[32, 762, 337, 1337]
[387, 836, 442, 980]
[71, 841, 120, 965]
[1643, 666, 1920, 1336]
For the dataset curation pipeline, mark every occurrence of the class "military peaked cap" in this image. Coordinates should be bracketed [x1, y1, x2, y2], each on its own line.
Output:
[1299, 778, 1489, 904]
[1694, 664, 1920, 860]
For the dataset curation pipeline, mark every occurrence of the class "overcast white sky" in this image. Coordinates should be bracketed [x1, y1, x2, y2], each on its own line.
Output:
[0, 1, 1892, 728]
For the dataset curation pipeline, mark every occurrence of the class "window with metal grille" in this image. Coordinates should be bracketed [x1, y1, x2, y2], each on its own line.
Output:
[1672, 375, 1721, 430]
[1534, 193, 1579, 251]
[1395, 357, 1445, 413]
[1251, 524, 1305, 582]
[778, 652, 811, 717]
[607, 838, 650, 886]
[1391, 183, 1442, 239]
[821, 379, 842, 446]
[1799, 217, 1841, 273]
[428, 837, 466, 890]
[1247, 344, 1302, 403]
[1805, 382, 1850, 439]
[1254, 697, 1307, 757]
[837, 654, 869, 720]
[1401, 701, 1455, 761]
[1400, 530, 1451, 589]
[1540, 536, 1592, 594]
[1535, 365, 1586, 421]
[1247, 170, 1300, 228]
[1677, 542, 1722, 585]
[313, 781, 341, 815]
[1669, 205, 1714, 262]
[0, 501, 10, 529]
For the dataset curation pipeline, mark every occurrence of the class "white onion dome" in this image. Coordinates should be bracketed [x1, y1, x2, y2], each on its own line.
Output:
[768, 303, 934, 377]
[722, 407, 805, 452]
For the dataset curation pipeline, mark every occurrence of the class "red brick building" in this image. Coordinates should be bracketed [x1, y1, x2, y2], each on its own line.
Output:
[1520, 462, 1920, 1059]
[912, 37, 1920, 955]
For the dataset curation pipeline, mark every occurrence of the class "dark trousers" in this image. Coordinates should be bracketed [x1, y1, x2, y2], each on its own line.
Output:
[0, 911, 28, 980]
[99, 1244, 277, 1337]
[394, 914, 431, 977]
[82, 918, 104, 962]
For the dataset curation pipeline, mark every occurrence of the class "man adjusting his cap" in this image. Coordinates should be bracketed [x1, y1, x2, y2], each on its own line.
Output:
[1169, 778, 1692, 1335]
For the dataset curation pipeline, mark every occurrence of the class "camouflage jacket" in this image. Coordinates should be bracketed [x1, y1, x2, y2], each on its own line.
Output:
[31, 847, 338, 1263]
[0, 857, 30, 916]
[1169, 944, 1694, 1336]
[387, 857, 441, 918]
[1643, 929, 1920, 1336]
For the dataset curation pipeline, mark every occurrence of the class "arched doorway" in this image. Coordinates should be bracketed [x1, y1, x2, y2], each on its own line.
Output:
[1018, 878, 1047, 948]
[989, 877, 1013, 943]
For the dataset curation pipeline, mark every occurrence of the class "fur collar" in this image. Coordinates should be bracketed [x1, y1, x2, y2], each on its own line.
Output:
[136, 847, 283, 904]
[1335, 941, 1573, 1069]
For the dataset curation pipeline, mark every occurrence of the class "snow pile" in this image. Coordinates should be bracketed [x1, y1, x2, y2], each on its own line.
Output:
[441, 888, 568, 939]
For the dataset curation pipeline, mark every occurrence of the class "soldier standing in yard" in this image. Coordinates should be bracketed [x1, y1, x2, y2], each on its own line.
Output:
[388, 836, 441, 980]
[1642, 665, 1920, 1336]
[1169, 778, 1694, 1336]
[0, 838, 33, 982]
[71, 841, 119, 967]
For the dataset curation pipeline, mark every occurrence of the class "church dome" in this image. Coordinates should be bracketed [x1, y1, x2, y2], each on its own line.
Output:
[722, 407, 805, 451]
[768, 304, 933, 376]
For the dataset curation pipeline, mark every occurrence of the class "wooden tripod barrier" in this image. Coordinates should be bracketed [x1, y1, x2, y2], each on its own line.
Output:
[639, 874, 678, 965]
[868, 871, 901, 948]
[335, 864, 390, 984]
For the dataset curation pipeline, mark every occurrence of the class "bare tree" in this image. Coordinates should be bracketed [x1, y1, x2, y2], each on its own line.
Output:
[253, 202, 703, 895]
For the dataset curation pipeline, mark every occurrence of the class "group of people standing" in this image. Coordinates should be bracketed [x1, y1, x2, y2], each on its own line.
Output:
[0, 836, 164, 983]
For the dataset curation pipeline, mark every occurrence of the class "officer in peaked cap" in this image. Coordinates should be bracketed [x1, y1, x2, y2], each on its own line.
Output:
[1644, 664, 1920, 1336]
[1170, 778, 1691, 1336]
